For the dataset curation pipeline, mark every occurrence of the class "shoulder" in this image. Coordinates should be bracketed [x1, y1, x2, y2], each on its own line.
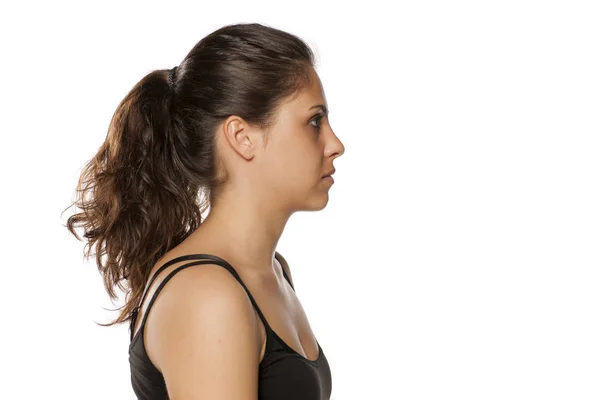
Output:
[144, 263, 262, 397]
[147, 262, 261, 345]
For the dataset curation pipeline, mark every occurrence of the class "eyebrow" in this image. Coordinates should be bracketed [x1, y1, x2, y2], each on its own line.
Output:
[309, 104, 329, 115]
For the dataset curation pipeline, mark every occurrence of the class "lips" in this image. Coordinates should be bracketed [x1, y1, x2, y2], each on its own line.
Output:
[322, 168, 336, 178]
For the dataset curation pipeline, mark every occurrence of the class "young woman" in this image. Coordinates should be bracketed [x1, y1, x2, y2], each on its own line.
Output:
[66, 23, 345, 399]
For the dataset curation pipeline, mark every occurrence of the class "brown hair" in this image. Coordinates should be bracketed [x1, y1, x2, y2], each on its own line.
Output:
[62, 23, 316, 327]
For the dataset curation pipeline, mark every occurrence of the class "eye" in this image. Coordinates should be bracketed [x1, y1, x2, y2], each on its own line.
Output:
[310, 115, 324, 133]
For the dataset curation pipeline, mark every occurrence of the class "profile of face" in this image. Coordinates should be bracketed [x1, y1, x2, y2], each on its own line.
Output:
[218, 68, 345, 213]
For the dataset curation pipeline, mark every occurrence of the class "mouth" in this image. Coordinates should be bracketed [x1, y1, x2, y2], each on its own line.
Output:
[321, 174, 335, 184]
[322, 169, 336, 178]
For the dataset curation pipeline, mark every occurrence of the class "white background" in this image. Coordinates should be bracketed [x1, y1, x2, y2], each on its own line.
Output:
[1, 1, 599, 399]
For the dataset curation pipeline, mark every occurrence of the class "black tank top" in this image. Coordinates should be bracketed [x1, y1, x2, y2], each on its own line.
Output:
[128, 252, 332, 399]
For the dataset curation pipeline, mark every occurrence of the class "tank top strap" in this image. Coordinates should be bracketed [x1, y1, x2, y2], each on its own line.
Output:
[275, 251, 295, 291]
[129, 253, 277, 342]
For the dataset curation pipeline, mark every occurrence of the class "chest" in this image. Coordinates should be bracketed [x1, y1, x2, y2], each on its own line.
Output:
[252, 277, 320, 362]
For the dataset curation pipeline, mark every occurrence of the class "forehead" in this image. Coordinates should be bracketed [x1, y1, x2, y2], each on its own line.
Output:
[305, 69, 326, 100]
[288, 68, 327, 110]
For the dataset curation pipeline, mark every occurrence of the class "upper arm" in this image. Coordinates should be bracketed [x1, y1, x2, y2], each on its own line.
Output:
[149, 265, 261, 400]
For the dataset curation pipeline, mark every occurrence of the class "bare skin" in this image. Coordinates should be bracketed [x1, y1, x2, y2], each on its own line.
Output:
[130, 67, 345, 398]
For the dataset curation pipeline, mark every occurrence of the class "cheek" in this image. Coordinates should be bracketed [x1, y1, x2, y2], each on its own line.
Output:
[266, 135, 320, 185]
[290, 145, 319, 176]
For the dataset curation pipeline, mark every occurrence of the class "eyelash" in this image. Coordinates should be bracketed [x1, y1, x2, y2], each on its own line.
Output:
[311, 115, 324, 133]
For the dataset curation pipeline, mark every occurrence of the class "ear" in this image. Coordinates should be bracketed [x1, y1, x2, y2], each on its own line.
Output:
[220, 115, 260, 161]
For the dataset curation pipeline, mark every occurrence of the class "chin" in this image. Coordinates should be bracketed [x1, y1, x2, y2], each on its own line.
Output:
[302, 193, 330, 212]
[293, 181, 332, 212]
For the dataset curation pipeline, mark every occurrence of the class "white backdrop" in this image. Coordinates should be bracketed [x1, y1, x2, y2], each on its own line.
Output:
[1, 1, 599, 399]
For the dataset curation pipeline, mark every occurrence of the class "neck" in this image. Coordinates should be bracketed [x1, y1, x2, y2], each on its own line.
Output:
[186, 187, 292, 275]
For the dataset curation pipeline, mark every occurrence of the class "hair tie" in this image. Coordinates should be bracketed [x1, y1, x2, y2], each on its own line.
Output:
[168, 66, 178, 87]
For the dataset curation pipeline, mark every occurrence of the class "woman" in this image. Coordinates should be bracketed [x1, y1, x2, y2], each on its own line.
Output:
[66, 22, 345, 399]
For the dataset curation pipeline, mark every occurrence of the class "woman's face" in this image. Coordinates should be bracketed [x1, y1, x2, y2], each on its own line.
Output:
[259, 68, 345, 212]
[217, 68, 345, 213]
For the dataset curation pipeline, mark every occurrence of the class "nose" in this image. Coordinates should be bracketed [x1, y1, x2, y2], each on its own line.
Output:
[337, 137, 345, 157]
[331, 133, 345, 159]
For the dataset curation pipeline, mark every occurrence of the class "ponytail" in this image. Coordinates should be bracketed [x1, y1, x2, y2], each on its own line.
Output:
[63, 68, 205, 326]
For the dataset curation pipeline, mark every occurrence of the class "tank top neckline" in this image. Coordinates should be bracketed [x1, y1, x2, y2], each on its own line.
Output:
[128, 253, 324, 366]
